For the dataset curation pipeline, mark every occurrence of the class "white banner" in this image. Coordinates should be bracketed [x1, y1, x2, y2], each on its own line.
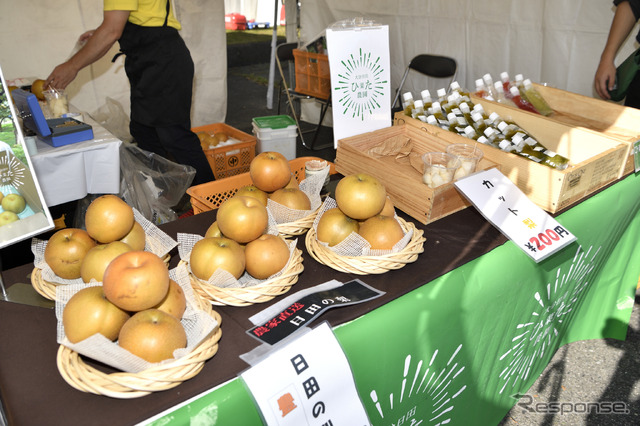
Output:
[326, 24, 391, 148]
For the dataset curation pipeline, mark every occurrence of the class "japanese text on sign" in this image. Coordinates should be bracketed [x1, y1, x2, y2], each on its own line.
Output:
[247, 279, 384, 345]
[241, 322, 370, 426]
[454, 168, 576, 262]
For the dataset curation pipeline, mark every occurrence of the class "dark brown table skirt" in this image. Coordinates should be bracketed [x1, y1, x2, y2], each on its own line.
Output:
[0, 204, 506, 426]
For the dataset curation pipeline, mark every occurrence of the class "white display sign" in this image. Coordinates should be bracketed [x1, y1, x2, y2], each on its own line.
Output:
[454, 168, 577, 262]
[326, 23, 391, 148]
[241, 322, 370, 426]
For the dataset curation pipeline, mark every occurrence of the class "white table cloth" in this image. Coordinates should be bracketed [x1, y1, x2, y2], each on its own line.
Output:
[30, 116, 121, 207]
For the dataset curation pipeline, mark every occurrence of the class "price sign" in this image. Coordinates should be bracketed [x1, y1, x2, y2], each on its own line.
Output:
[241, 322, 370, 426]
[633, 140, 640, 173]
[454, 168, 576, 262]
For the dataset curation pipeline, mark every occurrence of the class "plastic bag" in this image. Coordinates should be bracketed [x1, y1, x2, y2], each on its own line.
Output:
[119, 143, 196, 225]
[89, 97, 133, 143]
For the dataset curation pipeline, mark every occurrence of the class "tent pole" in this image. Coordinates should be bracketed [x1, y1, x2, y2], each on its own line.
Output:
[266, 0, 280, 110]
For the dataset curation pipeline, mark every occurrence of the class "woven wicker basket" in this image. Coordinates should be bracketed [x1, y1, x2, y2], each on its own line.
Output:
[31, 254, 171, 301]
[56, 298, 222, 399]
[276, 209, 320, 237]
[305, 217, 425, 274]
[186, 246, 304, 307]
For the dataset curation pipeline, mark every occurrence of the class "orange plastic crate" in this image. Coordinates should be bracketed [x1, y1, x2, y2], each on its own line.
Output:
[186, 156, 336, 214]
[292, 49, 331, 100]
[192, 123, 256, 180]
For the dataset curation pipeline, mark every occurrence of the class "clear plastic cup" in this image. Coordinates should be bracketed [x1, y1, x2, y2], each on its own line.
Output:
[43, 89, 69, 118]
[445, 143, 484, 180]
[422, 152, 459, 188]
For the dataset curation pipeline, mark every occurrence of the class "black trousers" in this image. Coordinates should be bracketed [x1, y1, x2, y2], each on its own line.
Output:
[119, 23, 215, 186]
[130, 120, 215, 186]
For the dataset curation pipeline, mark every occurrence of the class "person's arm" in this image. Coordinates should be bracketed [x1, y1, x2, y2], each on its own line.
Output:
[595, 1, 638, 99]
[45, 10, 130, 90]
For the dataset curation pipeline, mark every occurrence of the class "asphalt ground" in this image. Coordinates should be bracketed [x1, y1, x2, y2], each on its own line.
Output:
[226, 55, 640, 426]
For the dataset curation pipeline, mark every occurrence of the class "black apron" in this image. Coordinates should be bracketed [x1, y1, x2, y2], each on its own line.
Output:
[115, 1, 195, 127]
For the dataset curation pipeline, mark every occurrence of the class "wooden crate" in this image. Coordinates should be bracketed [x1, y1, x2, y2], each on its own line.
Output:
[335, 124, 500, 225]
[530, 83, 639, 175]
[393, 99, 628, 213]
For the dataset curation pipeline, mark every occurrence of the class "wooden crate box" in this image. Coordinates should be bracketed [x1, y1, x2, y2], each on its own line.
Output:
[531, 83, 639, 175]
[335, 124, 500, 225]
[393, 99, 628, 213]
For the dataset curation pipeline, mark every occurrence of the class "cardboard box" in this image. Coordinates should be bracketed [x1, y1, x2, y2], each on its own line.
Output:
[191, 123, 256, 180]
[335, 124, 500, 224]
[393, 99, 628, 213]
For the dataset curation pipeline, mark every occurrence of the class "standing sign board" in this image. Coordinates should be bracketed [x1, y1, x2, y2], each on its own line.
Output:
[326, 20, 391, 148]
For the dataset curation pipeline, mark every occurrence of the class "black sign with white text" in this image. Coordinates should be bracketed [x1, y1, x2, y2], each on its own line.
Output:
[247, 280, 384, 345]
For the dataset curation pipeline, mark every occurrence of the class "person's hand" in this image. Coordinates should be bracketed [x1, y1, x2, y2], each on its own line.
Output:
[79, 30, 95, 43]
[594, 58, 616, 100]
[44, 62, 79, 91]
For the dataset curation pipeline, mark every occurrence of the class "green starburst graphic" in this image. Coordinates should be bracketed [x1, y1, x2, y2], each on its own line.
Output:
[333, 48, 387, 121]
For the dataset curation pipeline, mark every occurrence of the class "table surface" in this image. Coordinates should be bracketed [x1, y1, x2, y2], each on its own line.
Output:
[1, 173, 639, 426]
[29, 115, 122, 207]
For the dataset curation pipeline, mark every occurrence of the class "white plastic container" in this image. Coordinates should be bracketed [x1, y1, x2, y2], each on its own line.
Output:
[252, 115, 297, 160]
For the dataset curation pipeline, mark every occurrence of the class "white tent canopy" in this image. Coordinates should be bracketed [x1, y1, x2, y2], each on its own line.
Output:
[0, 0, 226, 129]
[0, 0, 637, 135]
[300, 0, 638, 101]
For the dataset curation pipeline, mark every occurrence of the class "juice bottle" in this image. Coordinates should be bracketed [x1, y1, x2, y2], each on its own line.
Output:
[426, 114, 441, 128]
[459, 102, 473, 123]
[421, 89, 433, 109]
[512, 134, 570, 170]
[496, 120, 520, 139]
[483, 127, 504, 148]
[430, 101, 446, 120]
[483, 73, 499, 99]
[447, 112, 467, 133]
[509, 86, 539, 114]
[486, 111, 501, 127]
[436, 88, 448, 103]
[500, 71, 512, 96]
[463, 125, 479, 140]
[474, 79, 492, 100]
[522, 79, 554, 116]
[471, 111, 488, 136]
[402, 92, 415, 116]
[450, 81, 471, 103]
[493, 82, 517, 107]
[411, 100, 426, 120]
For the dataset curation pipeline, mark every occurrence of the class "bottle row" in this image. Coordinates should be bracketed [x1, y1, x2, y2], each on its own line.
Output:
[474, 72, 554, 116]
[400, 79, 569, 171]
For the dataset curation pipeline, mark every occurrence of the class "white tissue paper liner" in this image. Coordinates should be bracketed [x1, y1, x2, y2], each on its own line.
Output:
[55, 263, 217, 374]
[311, 197, 413, 257]
[32, 208, 178, 285]
[266, 165, 329, 223]
[177, 231, 299, 289]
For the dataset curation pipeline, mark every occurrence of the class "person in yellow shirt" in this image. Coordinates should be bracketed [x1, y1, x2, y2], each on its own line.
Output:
[45, 0, 215, 185]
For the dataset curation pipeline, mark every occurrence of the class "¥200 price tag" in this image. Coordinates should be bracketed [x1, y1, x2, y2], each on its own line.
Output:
[454, 168, 576, 262]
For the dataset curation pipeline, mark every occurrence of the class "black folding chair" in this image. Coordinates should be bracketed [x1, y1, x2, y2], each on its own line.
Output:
[276, 42, 333, 150]
[391, 54, 458, 113]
